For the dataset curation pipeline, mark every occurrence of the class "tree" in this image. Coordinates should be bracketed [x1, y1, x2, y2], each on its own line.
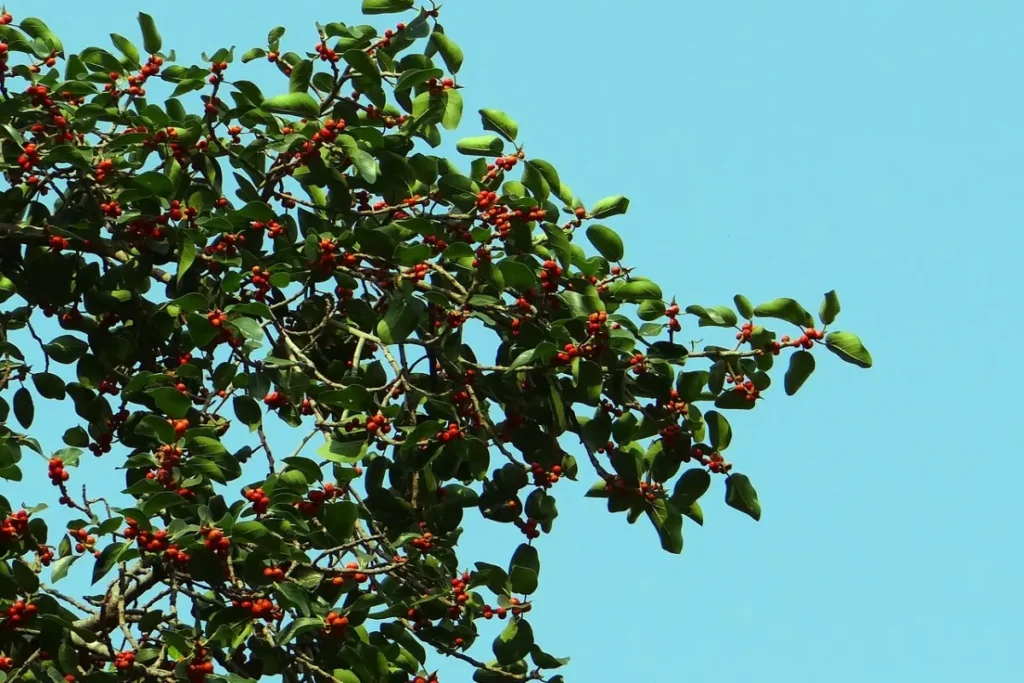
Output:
[0, 5, 873, 683]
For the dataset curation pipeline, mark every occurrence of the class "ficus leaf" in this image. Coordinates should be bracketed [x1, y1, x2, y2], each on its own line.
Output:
[824, 331, 873, 368]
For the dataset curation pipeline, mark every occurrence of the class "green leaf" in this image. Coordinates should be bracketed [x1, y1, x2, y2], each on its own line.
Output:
[20, 18, 64, 53]
[734, 294, 754, 319]
[479, 108, 518, 142]
[289, 59, 313, 93]
[497, 260, 537, 289]
[233, 395, 262, 426]
[456, 135, 504, 156]
[725, 473, 761, 521]
[316, 386, 369, 411]
[63, 426, 90, 447]
[110, 33, 140, 68]
[147, 388, 190, 419]
[530, 645, 569, 669]
[92, 542, 132, 584]
[753, 298, 814, 328]
[493, 618, 534, 666]
[442, 89, 463, 130]
[589, 195, 630, 219]
[616, 280, 663, 302]
[430, 31, 464, 73]
[43, 335, 88, 363]
[508, 543, 539, 595]
[262, 92, 320, 118]
[394, 243, 432, 267]
[361, 0, 414, 13]
[819, 290, 841, 325]
[32, 372, 66, 400]
[134, 171, 174, 198]
[13, 388, 33, 428]
[136, 415, 176, 443]
[343, 49, 379, 82]
[672, 468, 711, 506]
[705, 411, 732, 451]
[586, 224, 624, 262]
[50, 555, 77, 583]
[241, 47, 267, 63]
[376, 296, 421, 344]
[685, 305, 737, 327]
[648, 499, 683, 554]
[824, 331, 872, 368]
[784, 350, 815, 395]
[137, 12, 162, 54]
[394, 67, 443, 92]
[178, 234, 196, 283]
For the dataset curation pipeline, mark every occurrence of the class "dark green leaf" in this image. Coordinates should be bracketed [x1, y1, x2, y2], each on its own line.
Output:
[137, 12, 162, 54]
[616, 280, 662, 302]
[589, 195, 629, 219]
[479, 108, 518, 142]
[262, 92, 320, 118]
[361, 0, 414, 13]
[456, 135, 504, 156]
[233, 395, 262, 426]
[13, 388, 33, 428]
[819, 290, 841, 325]
[784, 350, 815, 395]
[586, 224, 624, 261]
[753, 298, 814, 328]
[824, 331, 872, 368]
[705, 411, 732, 451]
[32, 372, 66, 400]
[493, 618, 534, 666]
[508, 544, 539, 595]
[725, 473, 761, 521]
[430, 31, 464, 73]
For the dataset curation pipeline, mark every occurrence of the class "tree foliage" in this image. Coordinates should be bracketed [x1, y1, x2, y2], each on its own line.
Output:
[0, 5, 871, 683]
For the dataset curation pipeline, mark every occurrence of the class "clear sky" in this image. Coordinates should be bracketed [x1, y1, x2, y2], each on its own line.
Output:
[8, 1, 1024, 682]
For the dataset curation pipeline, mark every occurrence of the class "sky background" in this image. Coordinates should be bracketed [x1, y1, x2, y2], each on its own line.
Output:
[6, 1, 1024, 682]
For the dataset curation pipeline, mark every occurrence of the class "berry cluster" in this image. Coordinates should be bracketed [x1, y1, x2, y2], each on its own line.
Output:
[231, 597, 281, 622]
[323, 611, 349, 637]
[263, 391, 288, 410]
[200, 527, 231, 556]
[36, 545, 54, 565]
[436, 422, 464, 443]
[146, 445, 184, 491]
[0, 510, 29, 542]
[529, 462, 562, 489]
[2, 601, 37, 629]
[69, 527, 97, 555]
[262, 565, 286, 581]
[410, 531, 435, 553]
[514, 517, 541, 540]
[124, 522, 170, 554]
[665, 303, 681, 332]
[187, 647, 214, 683]
[726, 374, 760, 403]
[629, 352, 647, 374]
[113, 651, 135, 671]
[538, 259, 563, 293]
[407, 262, 430, 283]
[244, 486, 271, 514]
[47, 457, 69, 485]
[481, 597, 530, 620]
[331, 561, 369, 586]
[247, 266, 272, 301]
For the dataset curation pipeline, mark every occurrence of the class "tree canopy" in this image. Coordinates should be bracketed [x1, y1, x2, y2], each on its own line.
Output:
[0, 4, 871, 683]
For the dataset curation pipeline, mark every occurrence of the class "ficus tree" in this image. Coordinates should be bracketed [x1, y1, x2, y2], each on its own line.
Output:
[0, 3, 873, 683]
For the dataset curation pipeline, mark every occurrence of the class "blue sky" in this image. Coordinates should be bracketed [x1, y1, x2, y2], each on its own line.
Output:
[8, 1, 1024, 681]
